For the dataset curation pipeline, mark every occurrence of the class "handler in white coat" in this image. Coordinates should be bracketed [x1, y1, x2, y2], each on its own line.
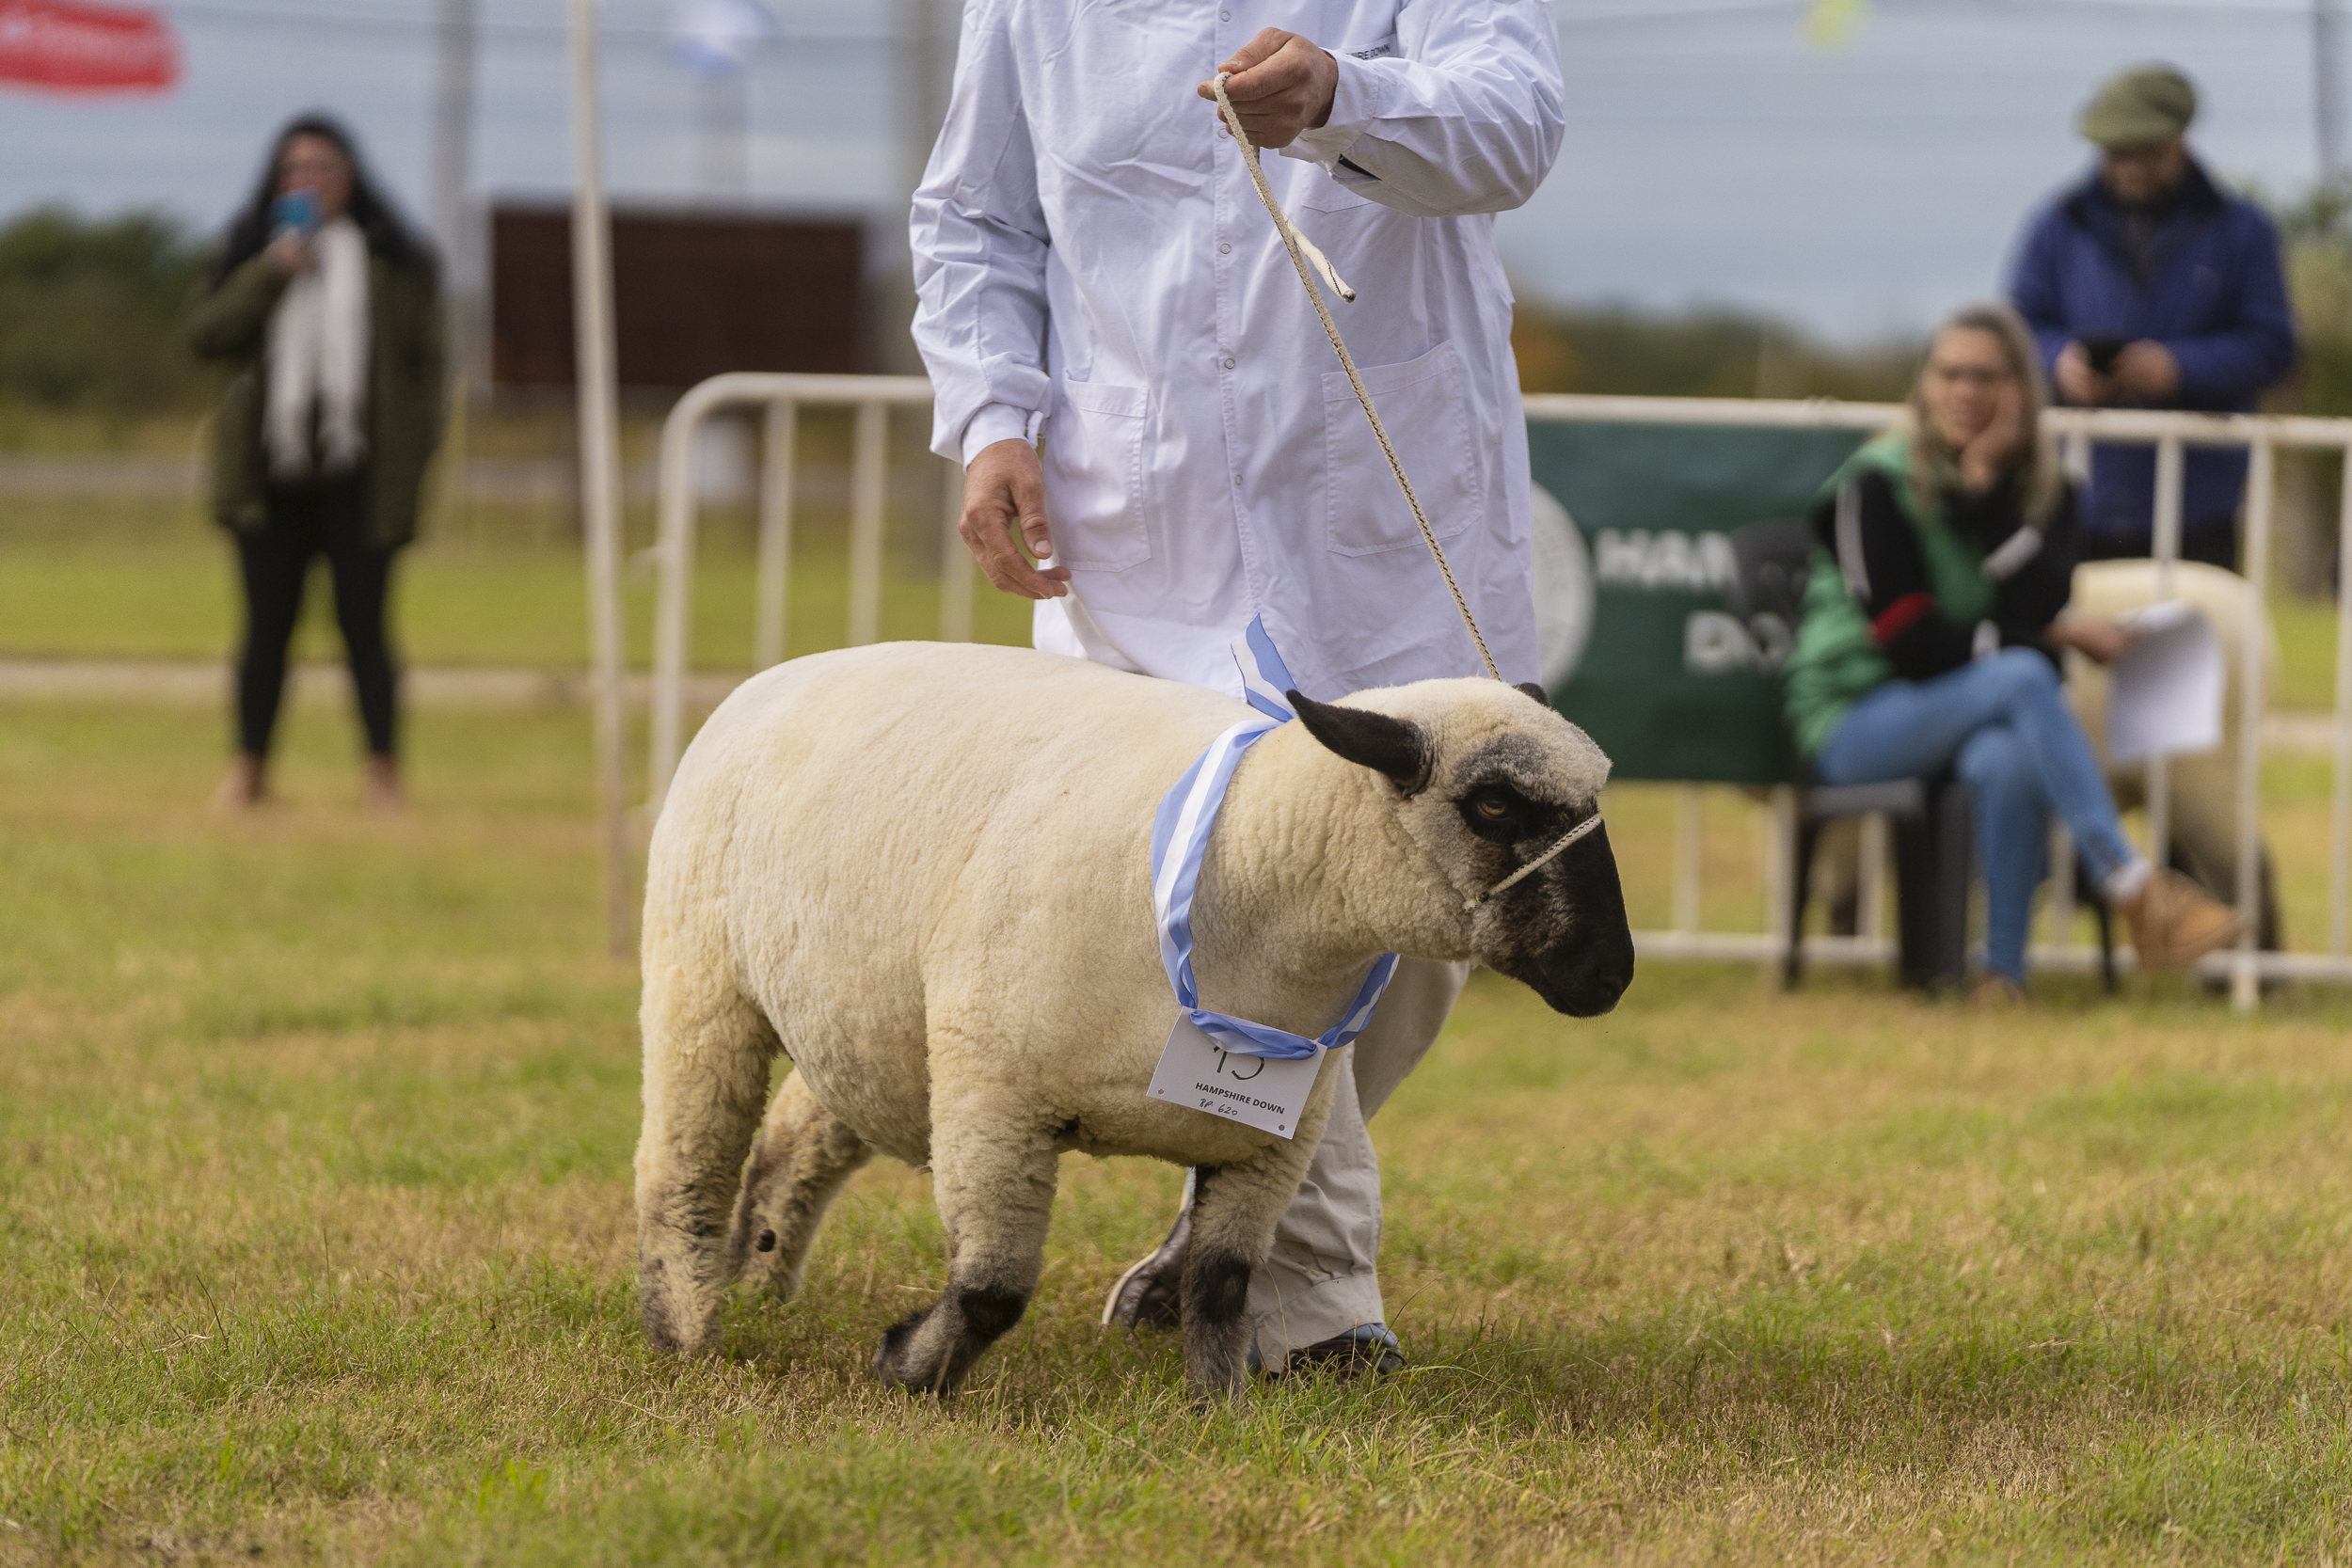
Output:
[911, 2, 1563, 1372]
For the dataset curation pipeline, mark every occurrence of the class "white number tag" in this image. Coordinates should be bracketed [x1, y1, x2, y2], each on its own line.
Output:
[1146, 1016, 1322, 1140]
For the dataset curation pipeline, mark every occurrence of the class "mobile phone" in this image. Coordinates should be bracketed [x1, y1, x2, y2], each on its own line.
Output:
[2081, 335, 2127, 374]
[270, 189, 321, 238]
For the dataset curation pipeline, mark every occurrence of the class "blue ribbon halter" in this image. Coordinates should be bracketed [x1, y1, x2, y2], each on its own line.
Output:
[1147, 618, 1400, 1062]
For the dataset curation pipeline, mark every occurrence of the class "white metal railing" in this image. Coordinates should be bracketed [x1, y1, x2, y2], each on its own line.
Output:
[648, 372, 962, 813]
[651, 378, 2352, 1009]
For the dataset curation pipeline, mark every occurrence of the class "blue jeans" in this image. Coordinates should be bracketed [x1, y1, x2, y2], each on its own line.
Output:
[1812, 649, 2140, 983]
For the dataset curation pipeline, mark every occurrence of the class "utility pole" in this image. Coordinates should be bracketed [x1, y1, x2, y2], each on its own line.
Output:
[430, 0, 475, 273]
[877, 0, 953, 371]
[2321, 0, 2345, 183]
[567, 0, 633, 959]
[430, 0, 478, 526]
[695, 68, 749, 199]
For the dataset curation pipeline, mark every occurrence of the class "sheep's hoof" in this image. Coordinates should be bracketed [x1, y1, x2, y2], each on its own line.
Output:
[872, 1305, 950, 1397]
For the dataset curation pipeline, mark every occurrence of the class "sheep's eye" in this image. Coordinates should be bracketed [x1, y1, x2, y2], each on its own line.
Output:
[1473, 795, 1510, 820]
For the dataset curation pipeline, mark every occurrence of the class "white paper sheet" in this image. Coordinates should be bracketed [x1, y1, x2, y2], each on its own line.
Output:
[2106, 600, 2224, 765]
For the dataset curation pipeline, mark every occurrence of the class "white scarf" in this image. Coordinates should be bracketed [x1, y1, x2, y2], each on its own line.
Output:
[263, 216, 370, 479]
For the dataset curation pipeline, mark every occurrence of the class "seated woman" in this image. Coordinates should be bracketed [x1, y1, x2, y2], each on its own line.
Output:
[1783, 301, 2241, 1000]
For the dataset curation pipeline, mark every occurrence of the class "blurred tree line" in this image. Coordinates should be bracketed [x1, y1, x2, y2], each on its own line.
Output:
[0, 207, 215, 417]
[1509, 301, 1916, 403]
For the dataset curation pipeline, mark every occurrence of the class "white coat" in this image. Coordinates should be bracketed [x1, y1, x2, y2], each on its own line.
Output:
[909, 0, 1563, 702]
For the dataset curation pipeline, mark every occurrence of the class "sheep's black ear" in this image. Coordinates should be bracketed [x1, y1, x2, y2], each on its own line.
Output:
[1515, 681, 1550, 709]
[1286, 690, 1429, 791]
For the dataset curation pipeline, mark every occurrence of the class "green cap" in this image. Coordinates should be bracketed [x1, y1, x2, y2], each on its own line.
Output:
[2077, 63, 2198, 149]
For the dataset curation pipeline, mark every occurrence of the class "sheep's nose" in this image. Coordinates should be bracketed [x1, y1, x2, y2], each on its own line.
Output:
[1555, 931, 1635, 1018]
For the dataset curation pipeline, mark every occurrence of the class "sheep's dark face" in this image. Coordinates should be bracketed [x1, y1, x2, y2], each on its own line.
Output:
[1290, 680, 1635, 1019]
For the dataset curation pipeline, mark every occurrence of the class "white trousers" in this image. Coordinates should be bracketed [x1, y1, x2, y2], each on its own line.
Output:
[1244, 956, 1470, 1358]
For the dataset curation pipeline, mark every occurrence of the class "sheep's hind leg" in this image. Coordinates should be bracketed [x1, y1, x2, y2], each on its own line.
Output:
[635, 967, 778, 1356]
[873, 1093, 1058, 1397]
[730, 1070, 871, 1301]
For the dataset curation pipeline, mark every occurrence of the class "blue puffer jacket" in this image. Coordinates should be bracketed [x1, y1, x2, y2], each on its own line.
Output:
[2006, 158, 2296, 548]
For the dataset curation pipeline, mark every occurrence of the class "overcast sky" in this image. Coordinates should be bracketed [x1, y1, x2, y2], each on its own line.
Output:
[0, 0, 2334, 341]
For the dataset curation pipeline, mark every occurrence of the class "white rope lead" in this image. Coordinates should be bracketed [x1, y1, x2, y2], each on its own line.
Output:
[1213, 71, 1502, 684]
[1467, 812, 1602, 911]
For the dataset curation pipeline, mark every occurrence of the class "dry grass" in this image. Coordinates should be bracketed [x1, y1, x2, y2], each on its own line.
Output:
[4, 703, 2352, 1565]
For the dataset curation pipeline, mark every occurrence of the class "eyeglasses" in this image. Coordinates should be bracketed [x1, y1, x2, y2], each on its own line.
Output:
[1926, 363, 2011, 388]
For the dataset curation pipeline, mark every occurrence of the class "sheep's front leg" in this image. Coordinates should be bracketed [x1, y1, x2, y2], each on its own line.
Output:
[873, 1091, 1058, 1397]
[1181, 1076, 1340, 1396]
[730, 1070, 872, 1300]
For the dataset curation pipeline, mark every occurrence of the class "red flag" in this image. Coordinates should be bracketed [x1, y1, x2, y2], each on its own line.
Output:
[0, 0, 180, 93]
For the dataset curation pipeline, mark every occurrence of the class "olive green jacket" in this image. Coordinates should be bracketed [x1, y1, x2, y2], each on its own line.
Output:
[187, 248, 445, 548]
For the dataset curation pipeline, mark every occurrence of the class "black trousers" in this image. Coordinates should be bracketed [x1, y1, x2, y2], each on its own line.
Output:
[233, 474, 401, 759]
[2078, 515, 2239, 574]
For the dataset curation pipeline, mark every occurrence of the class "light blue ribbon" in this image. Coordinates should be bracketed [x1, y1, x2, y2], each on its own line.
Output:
[1148, 618, 1400, 1061]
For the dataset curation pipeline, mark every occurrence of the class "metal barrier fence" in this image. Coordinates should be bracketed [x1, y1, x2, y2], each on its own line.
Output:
[650, 374, 2352, 1010]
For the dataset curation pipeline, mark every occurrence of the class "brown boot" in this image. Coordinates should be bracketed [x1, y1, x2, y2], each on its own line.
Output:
[1100, 1202, 1188, 1331]
[212, 753, 267, 810]
[362, 755, 405, 814]
[2122, 868, 2246, 970]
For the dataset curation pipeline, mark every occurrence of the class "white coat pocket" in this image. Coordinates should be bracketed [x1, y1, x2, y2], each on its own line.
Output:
[1323, 341, 1481, 557]
[1042, 379, 1152, 572]
[1300, 173, 1374, 214]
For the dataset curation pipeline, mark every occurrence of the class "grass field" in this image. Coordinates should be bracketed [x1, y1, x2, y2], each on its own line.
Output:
[0, 495, 1033, 673]
[5, 698, 2352, 1564]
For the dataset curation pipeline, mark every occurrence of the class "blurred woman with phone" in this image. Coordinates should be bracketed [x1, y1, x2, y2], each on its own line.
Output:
[188, 115, 443, 810]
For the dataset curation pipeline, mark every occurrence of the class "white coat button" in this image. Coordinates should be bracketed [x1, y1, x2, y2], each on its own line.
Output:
[1219, 8, 1231, 17]
[1221, 356, 1235, 370]
[1218, 242, 1232, 254]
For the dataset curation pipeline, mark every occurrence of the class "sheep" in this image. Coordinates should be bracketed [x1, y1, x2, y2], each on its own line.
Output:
[633, 641, 1634, 1396]
[2066, 559, 2281, 946]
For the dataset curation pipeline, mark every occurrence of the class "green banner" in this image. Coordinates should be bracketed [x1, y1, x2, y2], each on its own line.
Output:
[1527, 419, 1876, 784]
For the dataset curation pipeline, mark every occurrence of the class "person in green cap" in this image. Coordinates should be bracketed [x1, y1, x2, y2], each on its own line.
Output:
[2006, 62, 2295, 570]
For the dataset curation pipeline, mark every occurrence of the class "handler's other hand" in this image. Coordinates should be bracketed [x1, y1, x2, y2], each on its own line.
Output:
[1200, 29, 1337, 148]
[961, 438, 1069, 600]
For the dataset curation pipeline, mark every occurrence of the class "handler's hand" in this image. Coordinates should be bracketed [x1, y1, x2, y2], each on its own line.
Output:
[1199, 29, 1337, 149]
[961, 438, 1069, 599]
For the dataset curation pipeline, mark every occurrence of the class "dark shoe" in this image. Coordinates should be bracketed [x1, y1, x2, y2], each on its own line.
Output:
[1278, 1322, 1404, 1380]
[1101, 1203, 1189, 1330]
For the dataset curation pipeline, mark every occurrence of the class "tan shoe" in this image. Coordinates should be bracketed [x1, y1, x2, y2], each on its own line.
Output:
[1968, 974, 2026, 1006]
[2122, 868, 2246, 970]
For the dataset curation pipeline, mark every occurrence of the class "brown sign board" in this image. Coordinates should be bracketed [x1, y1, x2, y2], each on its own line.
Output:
[489, 205, 866, 389]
